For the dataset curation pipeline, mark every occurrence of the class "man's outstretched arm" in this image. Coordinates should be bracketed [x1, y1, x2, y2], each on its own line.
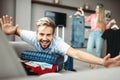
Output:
[66, 47, 120, 68]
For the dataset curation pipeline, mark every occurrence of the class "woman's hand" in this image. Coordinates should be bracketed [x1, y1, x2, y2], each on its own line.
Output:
[109, 19, 116, 24]
[108, 19, 116, 26]
[78, 7, 85, 16]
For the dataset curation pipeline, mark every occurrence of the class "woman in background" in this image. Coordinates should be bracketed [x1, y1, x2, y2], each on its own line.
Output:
[79, 3, 116, 69]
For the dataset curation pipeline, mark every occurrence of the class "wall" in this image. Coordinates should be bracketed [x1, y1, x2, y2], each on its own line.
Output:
[102, 1, 120, 24]
[0, 0, 120, 44]
[0, 0, 16, 41]
[31, 0, 120, 45]
[31, 3, 74, 44]
[15, 0, 32, 40]
[31, 0, 94, 45]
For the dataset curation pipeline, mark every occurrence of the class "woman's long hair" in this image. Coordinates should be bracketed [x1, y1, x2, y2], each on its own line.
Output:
[97, 6, 106, 32]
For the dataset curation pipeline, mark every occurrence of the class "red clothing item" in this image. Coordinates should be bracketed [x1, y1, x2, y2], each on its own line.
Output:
[26, 65, 57, 75]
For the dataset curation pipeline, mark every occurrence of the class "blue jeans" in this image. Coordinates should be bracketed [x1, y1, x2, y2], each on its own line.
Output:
[87, 30, 104, 57]
[64, 56, 73, 70]
[71, 16, 85, 48]
[64, 16, 85, 71]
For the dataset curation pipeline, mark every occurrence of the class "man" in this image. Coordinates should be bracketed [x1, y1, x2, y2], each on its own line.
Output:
[0, 15, 120, 70]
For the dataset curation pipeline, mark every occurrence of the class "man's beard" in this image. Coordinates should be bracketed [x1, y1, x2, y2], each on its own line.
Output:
[39, 39, 51, 49]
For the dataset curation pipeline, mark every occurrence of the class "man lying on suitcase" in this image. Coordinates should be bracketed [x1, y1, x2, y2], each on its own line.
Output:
[0, 15, 120, 73]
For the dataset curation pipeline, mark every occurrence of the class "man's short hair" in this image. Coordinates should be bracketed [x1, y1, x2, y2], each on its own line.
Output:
[36, 17, 56, 34]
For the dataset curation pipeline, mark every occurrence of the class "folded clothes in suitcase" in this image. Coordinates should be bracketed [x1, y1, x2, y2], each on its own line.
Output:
[21, 51, 64, 75]
[20, 50, 64, 65]
[21, 62, 58, 75]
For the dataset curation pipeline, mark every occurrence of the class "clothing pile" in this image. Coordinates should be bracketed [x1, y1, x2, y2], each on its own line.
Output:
[20, 50, 64, 75]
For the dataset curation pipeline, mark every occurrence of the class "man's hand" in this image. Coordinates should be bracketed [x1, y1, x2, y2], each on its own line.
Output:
[0, 15, 18, 35]
[103, 54, 120, 67]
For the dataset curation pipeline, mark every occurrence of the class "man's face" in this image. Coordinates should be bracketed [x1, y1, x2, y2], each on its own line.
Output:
[36, 26, 54, 49]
